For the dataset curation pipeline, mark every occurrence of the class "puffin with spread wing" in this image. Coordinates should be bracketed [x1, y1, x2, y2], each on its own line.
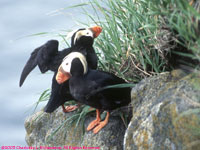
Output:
[19, 26, 102, 113]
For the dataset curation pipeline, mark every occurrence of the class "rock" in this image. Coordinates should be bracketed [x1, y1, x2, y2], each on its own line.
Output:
[25, 106, 132, 149]
[25, 70, 200, 150]
[124, 70, 200, 150]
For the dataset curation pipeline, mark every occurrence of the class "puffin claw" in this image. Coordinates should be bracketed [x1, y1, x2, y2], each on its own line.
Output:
[92, 111, 110, 134]
[92, 121, 107, 134]
[62, 105, 78, 113]
[87, 109, 101, 131]
[87, 119, 100, 131]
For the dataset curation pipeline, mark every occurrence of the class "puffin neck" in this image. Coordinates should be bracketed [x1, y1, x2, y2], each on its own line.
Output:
[71, 45, 91, 57]
[72, 36, 94, 48]
[72, 42, 92, 50]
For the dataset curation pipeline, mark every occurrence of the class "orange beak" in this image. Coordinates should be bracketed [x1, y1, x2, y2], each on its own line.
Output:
[56, 67, 71, 84]
[90, 26, 102, 38]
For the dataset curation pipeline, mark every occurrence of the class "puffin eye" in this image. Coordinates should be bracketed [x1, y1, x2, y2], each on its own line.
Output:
[66, 63, 68, 65]
[87, 32, 89, 35]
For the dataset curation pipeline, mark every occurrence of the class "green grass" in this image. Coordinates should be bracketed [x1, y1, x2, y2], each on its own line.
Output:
[46, 105, 95, 143]
[84, 0, 200, 82]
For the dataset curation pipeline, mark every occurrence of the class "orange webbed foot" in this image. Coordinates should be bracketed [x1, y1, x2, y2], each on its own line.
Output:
[62, 104, 78, 113]
[87, 109, 101, 131]
[92, 112, 110, 134]
[65, 105, 78, 112]
[87, 118, 101, 131]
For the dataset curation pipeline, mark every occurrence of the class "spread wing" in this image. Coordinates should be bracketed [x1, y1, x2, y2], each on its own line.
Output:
[19, 40, 59, 87]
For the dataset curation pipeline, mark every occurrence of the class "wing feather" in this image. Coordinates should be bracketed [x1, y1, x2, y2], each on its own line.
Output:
[19, 40, 59, 87]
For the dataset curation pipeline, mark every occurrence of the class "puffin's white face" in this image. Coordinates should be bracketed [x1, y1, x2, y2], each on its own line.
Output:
[73, 28, 93, 45]
[61, 52, 88, 75]
[56, 52, 88, 84]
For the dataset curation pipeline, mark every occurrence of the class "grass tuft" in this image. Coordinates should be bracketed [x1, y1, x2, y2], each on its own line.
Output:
[72, 0, 200, 82]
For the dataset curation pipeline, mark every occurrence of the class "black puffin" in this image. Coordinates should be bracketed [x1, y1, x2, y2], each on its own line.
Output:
[56, 52, 131, 133]
[19, 26, 102, 113]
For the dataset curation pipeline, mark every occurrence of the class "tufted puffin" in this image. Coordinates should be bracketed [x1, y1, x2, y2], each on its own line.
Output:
[56, 52, 131, 133]
[19, 26, 102, 113]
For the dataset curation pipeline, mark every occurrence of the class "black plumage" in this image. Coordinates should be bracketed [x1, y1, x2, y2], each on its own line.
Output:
[19, 26, 102, 113]
[70, 62, 130, 111]
[56, 52, 131, 133]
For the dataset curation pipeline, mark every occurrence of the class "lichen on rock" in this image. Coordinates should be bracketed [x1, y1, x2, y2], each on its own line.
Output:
[25, 106, 131, 149]
[25, 70, 200, 150]
[124, 70, 200, 150]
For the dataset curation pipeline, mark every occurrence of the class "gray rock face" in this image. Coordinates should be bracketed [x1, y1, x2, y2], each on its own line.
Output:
[25, 70, 200, 150]
[25, 107, 131, 149]
[124, 70, 200, 150]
